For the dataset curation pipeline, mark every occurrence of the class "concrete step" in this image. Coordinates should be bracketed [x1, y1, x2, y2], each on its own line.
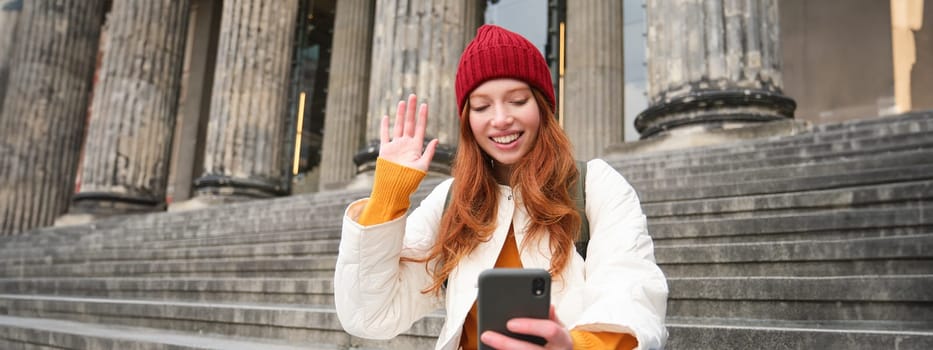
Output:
[0, 256, 337, 279]
[0, 294, 441, 349]
[666, 316, 933, 350]
[643, 179, 933, 219]
[0, 232, 340, 264]
[632, 147, 933, 195]
[0, 178, 445, 253]
[667, 275, 933, 323]
[83, 215, 344, 248]
[638, 161, 933, 205]
[649, 204, 933, 245]
[107, 227, 342, 251]
[0, 225, 341, 261]
[0, 177, 443, 250]
[0, 215, 342, 252]
[0, 197, 352, 250]
[657, 234, 933, 277]
[0, 315, 327, 350]
[622, 124, 933, 181]
[607, 111, 933, 169]
[0, 278, 335, 305]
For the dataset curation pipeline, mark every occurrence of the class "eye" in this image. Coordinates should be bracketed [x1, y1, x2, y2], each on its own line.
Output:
[471, 105, 489, 112]
[510, 98, 529, 106]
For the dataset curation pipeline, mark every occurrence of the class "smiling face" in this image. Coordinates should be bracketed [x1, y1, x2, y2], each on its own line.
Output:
[467, 79, 542, 174]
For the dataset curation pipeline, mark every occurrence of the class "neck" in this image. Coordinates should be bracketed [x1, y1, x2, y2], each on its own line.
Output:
[492, 161, 511, 185]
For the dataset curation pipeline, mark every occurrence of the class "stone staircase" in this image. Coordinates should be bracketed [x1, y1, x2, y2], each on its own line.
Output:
[0, 186, 446, 349]
[1, 111, 932, 349]
[603, 111, 933, 349]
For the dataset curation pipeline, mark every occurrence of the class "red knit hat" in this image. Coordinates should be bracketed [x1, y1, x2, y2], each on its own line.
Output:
[455, 25, 555, 115]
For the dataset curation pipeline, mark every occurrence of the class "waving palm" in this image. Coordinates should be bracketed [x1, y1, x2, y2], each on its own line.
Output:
[379, 94, 439, 172]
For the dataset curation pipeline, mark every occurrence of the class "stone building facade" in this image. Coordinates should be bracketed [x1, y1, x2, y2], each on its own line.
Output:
[0, 0, 930, 234]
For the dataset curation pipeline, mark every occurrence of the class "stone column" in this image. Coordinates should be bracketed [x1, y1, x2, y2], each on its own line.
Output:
[0, 0, 21, 110]
[563, 0, 624, 160]
[318, 0, 374, 191]
[166, 0, 221, 206]
[194, 0, 298, 200]
[0, 0, 104, 235]
[67, 0, 190, 218]
[354, 0, 485, 175]
[636, 0, 795, 138]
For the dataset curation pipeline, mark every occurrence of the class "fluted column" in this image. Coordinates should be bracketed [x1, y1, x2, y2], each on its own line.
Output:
[636, 0, 795, 138]
[0, 0, 21, 110]
[355, 0, 485, 175]
[563, 0, 624, 160]
[69, 0, 190, 217]
[194, 0, 298, 199]
[0, 0, 104, 235]
[318, 0, 374, 191]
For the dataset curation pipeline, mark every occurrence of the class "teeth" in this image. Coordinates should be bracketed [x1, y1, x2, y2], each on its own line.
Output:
[492, 134, 520, 144]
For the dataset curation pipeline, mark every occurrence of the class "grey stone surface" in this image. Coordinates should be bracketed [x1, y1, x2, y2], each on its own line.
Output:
[667, 275, 933, 322]
[644, 180, 933, 217]
[639, 161, 933, 204]
[0, 295, 440, 349]
[649, 205, 932, 243]
[74, 0, 190, 210]
[563, 0, 625, 160]
[0, 0, 105, 235]
[631, 147, 933, 191]
[640, 0, 792, 137]
[0, 277, 334, 305]
[0, 315, 325, 350]
[667, 317, 933, 350]
[608, 110, 933, 167]
[0, 235, 340, 263]
[622, 129, 933, 182]
[318, 0, 375, 191]
[0, 256, 337, 279]
[195, 0, 298, 199]
[657, 234, 933, 276]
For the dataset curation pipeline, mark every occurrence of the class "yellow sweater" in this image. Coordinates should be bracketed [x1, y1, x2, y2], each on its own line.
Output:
[357, 158, 638, 350]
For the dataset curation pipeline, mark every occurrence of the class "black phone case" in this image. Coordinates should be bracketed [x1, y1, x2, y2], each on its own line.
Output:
[477, 268, 551, 349]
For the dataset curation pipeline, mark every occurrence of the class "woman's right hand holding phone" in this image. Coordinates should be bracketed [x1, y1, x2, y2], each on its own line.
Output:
[480, 306, 574, 349]
[379, 94, 439, 172]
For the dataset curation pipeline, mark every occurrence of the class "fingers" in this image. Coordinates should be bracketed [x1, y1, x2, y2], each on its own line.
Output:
[393, 94, 424, 140]
[419, 139, 439, 167]
[414, 102, 428, 141]
[393, 99, 405, 140]
[549, 305, 564, 327]
[404, 94, 417, 137]
[480, 331, 541, 350]
[379, 115, 390, 145]
[479, 317, 572, 350]
[507, 317, 573, 349]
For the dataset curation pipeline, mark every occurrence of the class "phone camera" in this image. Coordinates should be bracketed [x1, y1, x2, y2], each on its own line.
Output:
[532, 278, 546, 296]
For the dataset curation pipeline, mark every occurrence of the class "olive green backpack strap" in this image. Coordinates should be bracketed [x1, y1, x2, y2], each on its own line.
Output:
[444, 181, 453, 212]
[442, 160, 589, 259]
[573, 160, 589, 260]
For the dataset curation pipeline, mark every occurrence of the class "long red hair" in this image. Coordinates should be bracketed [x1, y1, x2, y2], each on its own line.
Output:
[416, 87, 581, 295]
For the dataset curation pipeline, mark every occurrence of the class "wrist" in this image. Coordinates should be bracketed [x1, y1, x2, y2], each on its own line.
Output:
[357, 158, 426, 225]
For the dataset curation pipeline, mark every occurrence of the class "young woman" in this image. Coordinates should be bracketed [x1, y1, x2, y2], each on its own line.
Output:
[334, 25, 667, 350]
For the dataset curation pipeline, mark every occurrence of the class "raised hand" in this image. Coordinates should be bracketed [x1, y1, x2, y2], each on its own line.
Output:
[379, 94, 439, 172]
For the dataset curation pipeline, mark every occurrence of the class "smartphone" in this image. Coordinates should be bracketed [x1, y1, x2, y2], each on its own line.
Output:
[477, 268, 551, 349]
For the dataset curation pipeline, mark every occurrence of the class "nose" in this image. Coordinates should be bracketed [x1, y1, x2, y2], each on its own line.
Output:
[490, 105, 513, 128]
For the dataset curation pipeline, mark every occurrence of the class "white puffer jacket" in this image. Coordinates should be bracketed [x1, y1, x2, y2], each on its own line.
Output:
[334, 159, 668, 349]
